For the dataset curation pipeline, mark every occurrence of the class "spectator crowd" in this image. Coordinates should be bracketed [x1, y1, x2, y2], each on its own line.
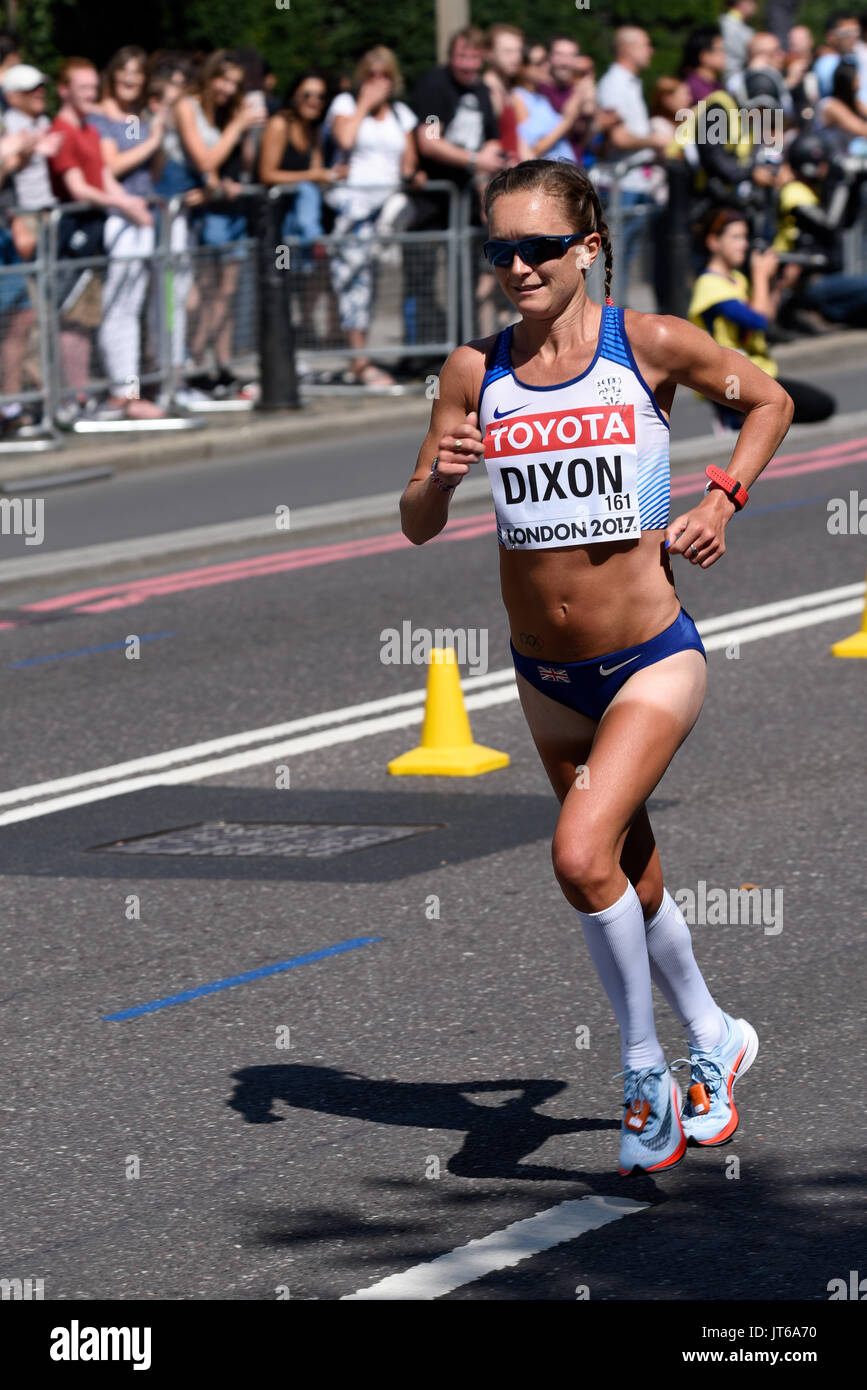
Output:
[1, 9, 867, 436]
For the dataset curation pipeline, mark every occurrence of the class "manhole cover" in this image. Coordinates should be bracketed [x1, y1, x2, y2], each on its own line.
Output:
[91, 820, 440, 859]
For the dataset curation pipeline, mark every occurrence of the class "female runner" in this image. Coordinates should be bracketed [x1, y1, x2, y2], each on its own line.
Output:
[399, 160, 793, 1175]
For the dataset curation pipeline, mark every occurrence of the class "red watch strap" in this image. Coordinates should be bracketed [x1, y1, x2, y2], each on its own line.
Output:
[705, 464, 748, 510]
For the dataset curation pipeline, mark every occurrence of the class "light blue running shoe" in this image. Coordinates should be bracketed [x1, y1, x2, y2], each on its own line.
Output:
[677, 1012, 759, 1146]
[615, 1063, 687, 1176]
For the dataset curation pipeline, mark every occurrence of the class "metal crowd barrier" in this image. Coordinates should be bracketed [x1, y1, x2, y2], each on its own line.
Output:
[46, 190, 270, 428]
[0, 179, 464, 445]
[162, 185, 262, 413]
[6, 156, 865, 447]
[45, 196, 174, 426]
[0, 207, 58, 452]
[266, 179, 460, 377]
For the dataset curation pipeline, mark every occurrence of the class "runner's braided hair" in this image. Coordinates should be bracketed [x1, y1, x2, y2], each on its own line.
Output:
[483, 160, 614, 305]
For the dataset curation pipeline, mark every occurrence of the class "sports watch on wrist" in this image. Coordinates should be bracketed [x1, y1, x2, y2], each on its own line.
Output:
[704, 464, 749, 511]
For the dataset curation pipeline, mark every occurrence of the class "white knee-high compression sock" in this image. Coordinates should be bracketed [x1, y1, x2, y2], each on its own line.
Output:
[644, 888, 726, 1051]
[574, 879, 666, 1072]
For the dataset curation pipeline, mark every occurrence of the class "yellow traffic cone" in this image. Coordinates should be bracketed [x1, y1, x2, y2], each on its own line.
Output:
[831, 569, 867, 657]
[387, 648, 510, 776]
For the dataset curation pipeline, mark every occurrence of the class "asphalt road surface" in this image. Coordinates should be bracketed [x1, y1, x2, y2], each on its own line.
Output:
[0, 411, 864, 1305]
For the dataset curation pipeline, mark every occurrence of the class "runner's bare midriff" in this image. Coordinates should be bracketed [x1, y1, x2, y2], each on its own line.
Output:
[501, 529, 680, 663]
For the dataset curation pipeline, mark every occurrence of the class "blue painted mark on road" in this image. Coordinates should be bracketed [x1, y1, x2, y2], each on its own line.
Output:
[10, 631, 175, 668]
[102, 935, 383, 1021]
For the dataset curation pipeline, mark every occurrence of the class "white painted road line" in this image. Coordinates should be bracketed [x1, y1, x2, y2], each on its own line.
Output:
[700, 599, 864, 653]
[0, 683, 441, 808]
[696, 582, 865, 634]
[341, 1195, 648, 1300]
[0, 687, 517, 826]
[0, 584, 862, 825]
[3, 581, 862, 813]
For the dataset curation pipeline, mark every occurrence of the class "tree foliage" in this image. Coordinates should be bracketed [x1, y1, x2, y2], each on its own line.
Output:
[7, 0, 858, 98]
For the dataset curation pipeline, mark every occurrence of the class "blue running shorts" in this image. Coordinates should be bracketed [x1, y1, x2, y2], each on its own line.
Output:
[510, 606, 706, 722]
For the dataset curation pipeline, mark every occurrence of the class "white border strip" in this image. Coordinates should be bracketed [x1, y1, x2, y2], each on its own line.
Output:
[341, 1195, 647, 1300]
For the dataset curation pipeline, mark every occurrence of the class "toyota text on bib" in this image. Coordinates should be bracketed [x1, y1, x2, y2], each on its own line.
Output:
[477, 305, 670, 551]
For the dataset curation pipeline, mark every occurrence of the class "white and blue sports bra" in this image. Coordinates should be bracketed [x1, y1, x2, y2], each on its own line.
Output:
[477, 303, 670, 551]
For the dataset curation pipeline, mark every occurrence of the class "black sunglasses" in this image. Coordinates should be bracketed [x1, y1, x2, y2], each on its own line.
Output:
[483, 232, 587, 268]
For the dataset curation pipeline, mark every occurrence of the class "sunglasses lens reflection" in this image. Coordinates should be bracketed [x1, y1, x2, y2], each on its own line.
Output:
[486, 239, 561, 266]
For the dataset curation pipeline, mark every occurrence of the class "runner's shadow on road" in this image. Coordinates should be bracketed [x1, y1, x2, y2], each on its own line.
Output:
[228, 1062, 627, 1192]
[232, 1065, 867, 1298]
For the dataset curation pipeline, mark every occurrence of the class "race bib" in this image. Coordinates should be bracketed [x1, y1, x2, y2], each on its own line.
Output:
[483, 404, 641, 549]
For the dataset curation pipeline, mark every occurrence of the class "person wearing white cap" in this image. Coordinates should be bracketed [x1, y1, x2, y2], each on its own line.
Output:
[0, 65, 61, 219]
[0, 63, 61, 437]
[1, 63, 48, 95]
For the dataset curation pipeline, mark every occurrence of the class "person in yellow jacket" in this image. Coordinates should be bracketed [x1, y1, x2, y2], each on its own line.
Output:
[773, 174, 820, 255]
[771, 131, 867, 325]
[689, 205, 835, 430]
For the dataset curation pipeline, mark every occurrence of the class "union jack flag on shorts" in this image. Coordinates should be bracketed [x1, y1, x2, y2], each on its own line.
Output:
[539, 665, 570, 682]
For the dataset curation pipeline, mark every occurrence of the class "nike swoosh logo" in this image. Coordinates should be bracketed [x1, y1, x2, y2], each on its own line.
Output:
[599, 654, 642, 677]
[492, 403, 531, 419]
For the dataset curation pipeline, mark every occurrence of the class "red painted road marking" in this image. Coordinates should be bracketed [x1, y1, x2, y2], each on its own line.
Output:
[5, 437, 865, 626]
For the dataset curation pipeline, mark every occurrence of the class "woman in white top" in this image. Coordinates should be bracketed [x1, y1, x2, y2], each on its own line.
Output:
[88, 46, 167, 419]
[328, 47, 424, 385]
[400, 160, 792, 1176]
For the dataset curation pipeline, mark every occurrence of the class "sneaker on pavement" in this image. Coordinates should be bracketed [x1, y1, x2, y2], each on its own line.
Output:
[209, 376, 243, 400]
[1, 409, 46, 438]
[55, 396, 91, 427]
[173, 386, 212, 408]
[617, 1063, 687, 1176]
[91, 401, 125, 421]
[14, 415, 49, 438]
[678, 1012, 759, 1146]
